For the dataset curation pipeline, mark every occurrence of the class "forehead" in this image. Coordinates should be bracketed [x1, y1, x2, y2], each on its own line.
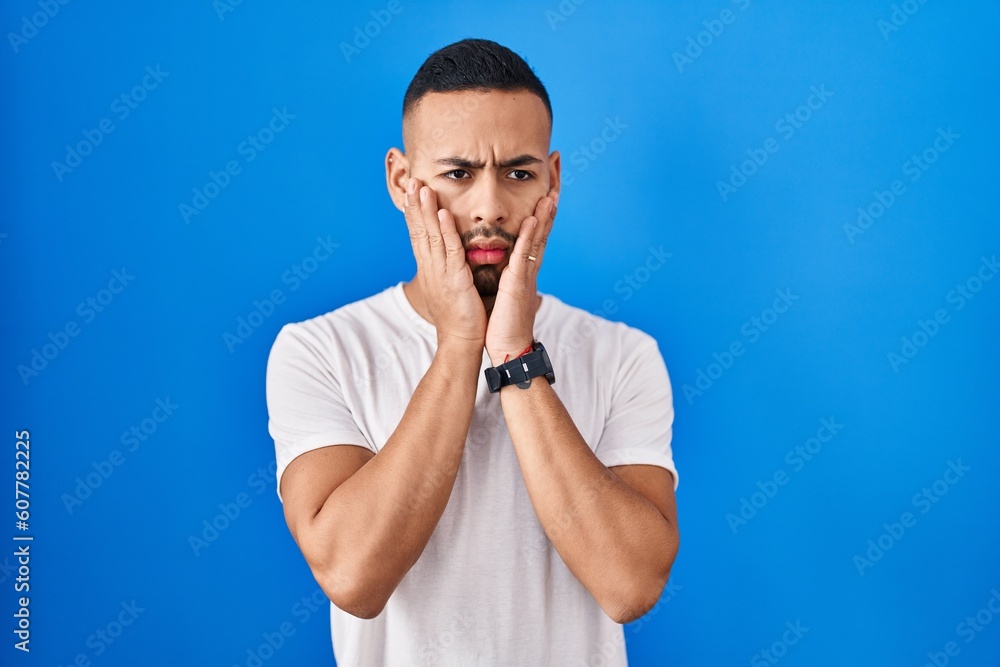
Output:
[404, 89, 550, 161]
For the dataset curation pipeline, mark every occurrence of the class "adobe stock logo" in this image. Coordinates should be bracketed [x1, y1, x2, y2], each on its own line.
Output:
[339, 1, 404, 63]
[233, 588, 331, 667]
[545, 0, 587, 31]
[922, 587, 1000, 667]
[51, 65, 169, 182]
[843, 127, 959, 244]
[179, 107, 296, 224]
[716, 85, 833, 202]
[7, 0, 72, 53]
[877, 0, 930, 41]
[188, 461, 277, 556]
[17, 268, 135, 386]
[213, 0, 244, 21]
[560, 117, 628, 187]
[222, 235, 340, 353]
[61, 397, 179, 514]
[726, 417, 843, 534]
[556, 245, 671, 356]
[750, 620, 809, 667]
[852, 459, 970, 576]
[886, 254, 996, 373]
[682, 288, 799, 405]
[672, 0, 752, 73]
[57, 599, 145, 665]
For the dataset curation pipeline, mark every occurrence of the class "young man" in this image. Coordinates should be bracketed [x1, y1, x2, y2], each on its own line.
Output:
[266, 38, 679, 666]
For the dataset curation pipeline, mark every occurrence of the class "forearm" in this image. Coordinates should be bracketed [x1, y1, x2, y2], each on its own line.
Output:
[308, 340, 481, 616]
[500, 379, 677, 621]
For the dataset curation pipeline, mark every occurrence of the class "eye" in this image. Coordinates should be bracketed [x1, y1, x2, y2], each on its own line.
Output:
[509, 170, 534, 181]
[443, 169, 470, 180]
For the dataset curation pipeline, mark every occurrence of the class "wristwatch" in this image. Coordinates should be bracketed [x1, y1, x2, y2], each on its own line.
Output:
[484, 340, 555, 393]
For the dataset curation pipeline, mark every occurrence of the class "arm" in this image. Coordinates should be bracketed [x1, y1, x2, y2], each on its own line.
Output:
[280, 338, 481, 619]
[498, 378, 679, 625]
[484, 190, 679, 624]
[278, 176, 488, 619]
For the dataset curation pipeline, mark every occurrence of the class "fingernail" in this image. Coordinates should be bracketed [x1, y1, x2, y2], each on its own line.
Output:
[407, 178, 416, 194]
[419, 187, 426, 203]
[548, 199, 555, 217]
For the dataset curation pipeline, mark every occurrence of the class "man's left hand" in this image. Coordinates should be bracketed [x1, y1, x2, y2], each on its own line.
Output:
[485, 190, 558, 366]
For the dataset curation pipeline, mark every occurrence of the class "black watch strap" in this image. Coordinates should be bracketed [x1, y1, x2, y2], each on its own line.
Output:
[484, 340, 555, 393]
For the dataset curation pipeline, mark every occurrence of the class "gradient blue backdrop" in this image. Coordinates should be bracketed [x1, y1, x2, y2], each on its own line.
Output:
[3, 1, 998, 665]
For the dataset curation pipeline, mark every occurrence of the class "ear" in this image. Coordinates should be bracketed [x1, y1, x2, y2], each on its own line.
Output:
[547, 150, 561, 205]
[385, 148, 411, 212]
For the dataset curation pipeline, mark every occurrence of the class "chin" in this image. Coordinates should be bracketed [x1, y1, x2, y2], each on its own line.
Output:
[472, 265, 501, 297]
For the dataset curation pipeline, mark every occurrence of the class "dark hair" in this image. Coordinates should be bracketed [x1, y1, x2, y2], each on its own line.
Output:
[402, 38, 552, 127]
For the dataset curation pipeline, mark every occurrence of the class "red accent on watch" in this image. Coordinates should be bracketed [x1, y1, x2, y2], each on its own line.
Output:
[502, 342, 534, 364]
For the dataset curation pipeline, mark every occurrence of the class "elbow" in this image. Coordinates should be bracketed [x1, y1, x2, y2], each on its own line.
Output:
[313, 563, 388, 620]
[604, 587, 660, 625]
[333, 592, 387, 620]
[606, 533, 680, 625]
[604, 573, 669, 625]
[299, 534, 388, 620]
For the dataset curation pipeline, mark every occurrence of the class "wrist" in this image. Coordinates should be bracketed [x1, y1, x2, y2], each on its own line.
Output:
[436, 334, 485, 364]
[483, 339, 555, 394]
[488, 339, 535, 368]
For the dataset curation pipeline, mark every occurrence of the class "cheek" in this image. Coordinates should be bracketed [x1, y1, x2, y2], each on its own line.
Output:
[515, 189, 545, 219]
[429, 183, 462, 209]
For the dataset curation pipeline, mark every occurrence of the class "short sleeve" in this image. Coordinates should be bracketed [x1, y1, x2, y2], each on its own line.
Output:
[594, 333, 679, 492]
[265, 323, 373, 503]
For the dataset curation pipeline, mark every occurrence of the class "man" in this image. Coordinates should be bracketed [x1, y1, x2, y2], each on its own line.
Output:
[265, 38, 679, 666]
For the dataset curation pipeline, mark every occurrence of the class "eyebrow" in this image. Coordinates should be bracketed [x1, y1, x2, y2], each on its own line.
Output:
[433, 154, 544, 170]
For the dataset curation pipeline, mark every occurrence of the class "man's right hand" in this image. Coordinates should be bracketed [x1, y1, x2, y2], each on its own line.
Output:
[403, 177, 486, 349]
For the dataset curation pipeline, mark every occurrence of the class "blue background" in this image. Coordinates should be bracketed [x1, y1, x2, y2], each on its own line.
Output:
[3, 1, 998, 665]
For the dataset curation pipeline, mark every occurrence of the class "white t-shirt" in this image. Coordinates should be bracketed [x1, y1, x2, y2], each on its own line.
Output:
[265, 280, 678, 667]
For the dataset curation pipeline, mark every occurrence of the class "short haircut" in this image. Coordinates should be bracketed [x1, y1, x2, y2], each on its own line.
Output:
[402, 38, 552, 128]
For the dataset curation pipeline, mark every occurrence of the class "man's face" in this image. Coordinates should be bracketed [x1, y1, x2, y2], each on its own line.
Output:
[390, 89, 560, 297]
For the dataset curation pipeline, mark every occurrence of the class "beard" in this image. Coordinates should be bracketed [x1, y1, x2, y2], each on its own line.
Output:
[463, 223, 517, 299]
[472, 264, 502, 297]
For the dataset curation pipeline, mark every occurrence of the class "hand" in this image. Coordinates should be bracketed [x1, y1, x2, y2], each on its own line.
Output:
[485, 190, 558, 365]
[402, 177, 487, 349]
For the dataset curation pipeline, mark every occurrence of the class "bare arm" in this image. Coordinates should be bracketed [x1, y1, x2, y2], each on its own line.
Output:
[499, 378, 679, 625]
[281, 337, 481, 619]
[483, 189, 679, 624]
[280, 175, 488, 619]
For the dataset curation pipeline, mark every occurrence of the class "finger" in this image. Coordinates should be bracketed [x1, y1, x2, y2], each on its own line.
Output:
[402, 177, 429, 267]
[418, 184, 447, 267]
[527, 195, 555, 268]
[436, 207, 466, 272]
[508, 215, 538, 278]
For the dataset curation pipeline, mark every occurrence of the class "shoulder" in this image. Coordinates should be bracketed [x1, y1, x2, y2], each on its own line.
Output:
[539, 292, 661, 360]
[267, 283, 402, 364]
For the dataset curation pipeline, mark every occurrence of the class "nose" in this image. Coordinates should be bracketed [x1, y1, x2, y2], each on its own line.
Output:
[466, 176, 507, 228]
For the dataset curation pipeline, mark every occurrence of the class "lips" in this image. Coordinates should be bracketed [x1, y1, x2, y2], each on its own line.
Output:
[468, 240, 508, 251]
[466, 240, 509, 265]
